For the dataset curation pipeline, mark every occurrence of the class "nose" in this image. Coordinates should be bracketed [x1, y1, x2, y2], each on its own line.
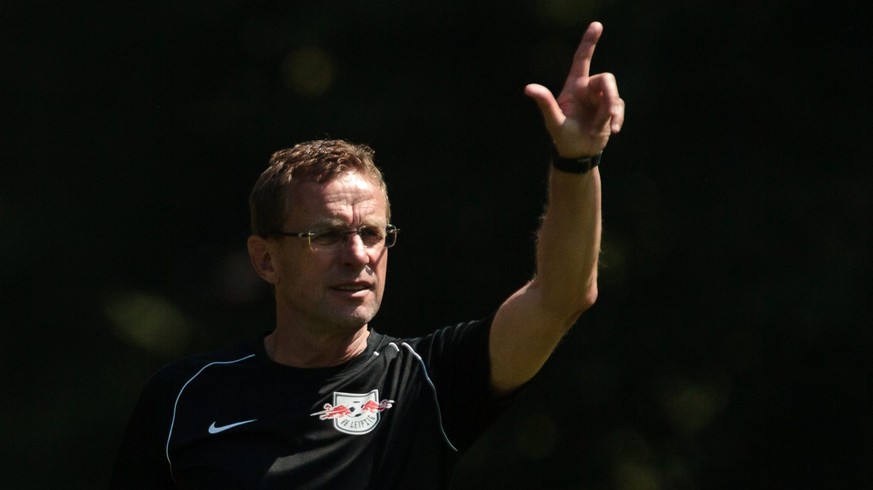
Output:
[340, 233, 370, 265]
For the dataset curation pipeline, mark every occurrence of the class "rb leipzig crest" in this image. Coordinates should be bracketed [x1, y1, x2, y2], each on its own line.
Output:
[311, 390, 394, 435]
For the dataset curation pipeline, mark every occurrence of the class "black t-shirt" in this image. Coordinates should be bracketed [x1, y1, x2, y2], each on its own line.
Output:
[110, 318, 513, 489]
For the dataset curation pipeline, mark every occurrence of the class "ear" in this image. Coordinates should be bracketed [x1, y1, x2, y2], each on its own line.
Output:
[247, 235, 279, 285]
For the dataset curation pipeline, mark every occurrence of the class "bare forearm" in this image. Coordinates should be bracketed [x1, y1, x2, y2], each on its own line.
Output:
[533, 166, 602, 323]
[489, 165, 601, 393]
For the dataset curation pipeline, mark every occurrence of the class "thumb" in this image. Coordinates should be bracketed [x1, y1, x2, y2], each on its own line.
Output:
[524, 84, 566, 136]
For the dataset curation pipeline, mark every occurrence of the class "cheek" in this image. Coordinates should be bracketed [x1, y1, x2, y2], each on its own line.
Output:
[276, 253, 321, 286]
[375, 255, 388, 292]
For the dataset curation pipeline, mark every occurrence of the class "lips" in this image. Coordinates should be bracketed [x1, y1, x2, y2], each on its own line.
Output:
[330, 281, 373, 294]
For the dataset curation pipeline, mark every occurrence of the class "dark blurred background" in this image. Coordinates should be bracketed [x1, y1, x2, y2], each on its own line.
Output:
[3, 0, 871, 488]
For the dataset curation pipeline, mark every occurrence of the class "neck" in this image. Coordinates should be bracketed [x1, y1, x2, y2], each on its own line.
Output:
[264, 325, 370, 368]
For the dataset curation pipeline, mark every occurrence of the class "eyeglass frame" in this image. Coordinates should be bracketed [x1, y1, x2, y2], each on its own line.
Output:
[260, 224, 400, 251]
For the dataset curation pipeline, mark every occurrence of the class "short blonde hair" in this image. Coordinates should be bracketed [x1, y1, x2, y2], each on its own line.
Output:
[249, 139, 390, 235]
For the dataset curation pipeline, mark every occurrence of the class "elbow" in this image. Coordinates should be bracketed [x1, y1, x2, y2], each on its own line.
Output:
[559, 285, 597, 329]
[538, 280, 598, 326]
[572, 283, 598, 317]
[581, 283, 598, 311]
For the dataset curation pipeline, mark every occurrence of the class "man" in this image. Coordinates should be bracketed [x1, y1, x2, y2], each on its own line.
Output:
[111, 21, 624, 489]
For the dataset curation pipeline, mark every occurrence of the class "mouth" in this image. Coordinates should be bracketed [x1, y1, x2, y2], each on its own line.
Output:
[333, 284, 369, 292]
[330, 282, 373, 296]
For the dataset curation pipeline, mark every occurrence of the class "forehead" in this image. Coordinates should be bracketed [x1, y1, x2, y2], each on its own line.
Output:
[285, 172, 388, 226]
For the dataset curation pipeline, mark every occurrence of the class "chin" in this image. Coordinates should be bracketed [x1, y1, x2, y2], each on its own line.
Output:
[328, 304, 380, 332]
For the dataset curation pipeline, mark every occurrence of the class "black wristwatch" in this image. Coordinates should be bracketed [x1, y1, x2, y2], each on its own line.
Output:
[550, 145, 601, 174]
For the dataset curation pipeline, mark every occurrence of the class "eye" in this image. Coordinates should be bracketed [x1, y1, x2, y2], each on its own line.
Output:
[311, 228, 346, 246]
[358, 227, 385, 246]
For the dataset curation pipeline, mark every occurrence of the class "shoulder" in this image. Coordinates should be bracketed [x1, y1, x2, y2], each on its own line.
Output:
[405, 315, 494, 354]
[144, 340, 263, 397]
[374, 315, 495, 372]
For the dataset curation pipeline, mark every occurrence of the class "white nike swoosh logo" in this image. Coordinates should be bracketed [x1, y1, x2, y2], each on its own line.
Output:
[208, 419, 257, 434]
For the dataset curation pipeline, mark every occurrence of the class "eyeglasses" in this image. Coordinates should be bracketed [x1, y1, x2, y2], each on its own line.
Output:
[262, 224, 399, 252]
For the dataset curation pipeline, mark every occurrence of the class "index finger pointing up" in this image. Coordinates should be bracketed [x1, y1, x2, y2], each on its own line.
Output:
[566, 22, 604, 82]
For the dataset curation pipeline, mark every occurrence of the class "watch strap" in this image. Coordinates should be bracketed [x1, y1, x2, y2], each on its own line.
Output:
[550, 145, 601, 174]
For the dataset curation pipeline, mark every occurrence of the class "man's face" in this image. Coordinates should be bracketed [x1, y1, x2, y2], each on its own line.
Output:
[268, 171, 390, 334]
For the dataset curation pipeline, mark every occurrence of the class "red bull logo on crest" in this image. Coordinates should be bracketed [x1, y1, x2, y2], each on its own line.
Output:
[310, 390, 394, 435]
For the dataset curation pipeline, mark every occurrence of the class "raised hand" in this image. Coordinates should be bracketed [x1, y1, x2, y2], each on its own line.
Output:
[525, 22, 625, 158]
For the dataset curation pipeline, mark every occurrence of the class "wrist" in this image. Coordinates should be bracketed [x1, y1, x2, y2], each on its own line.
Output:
[550, 145, 601, 174]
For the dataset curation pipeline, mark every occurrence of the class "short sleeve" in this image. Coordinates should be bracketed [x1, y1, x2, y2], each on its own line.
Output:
[407, 315, 517, 451]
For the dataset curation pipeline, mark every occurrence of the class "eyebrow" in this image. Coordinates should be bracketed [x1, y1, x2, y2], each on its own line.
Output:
[308, 219, 388, 230]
